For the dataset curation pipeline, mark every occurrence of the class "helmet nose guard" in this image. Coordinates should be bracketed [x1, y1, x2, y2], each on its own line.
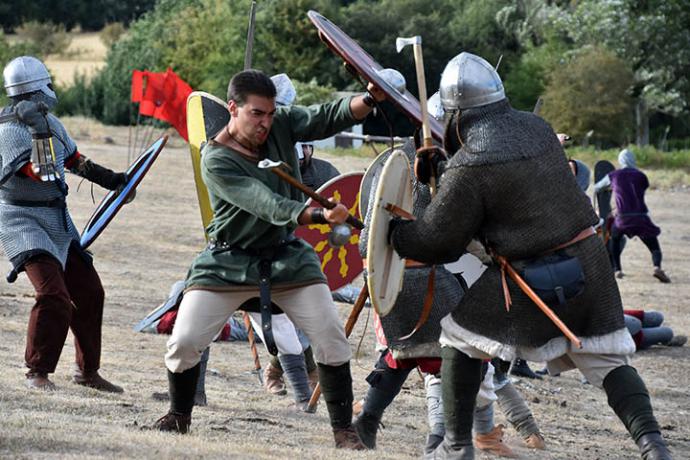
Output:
[3, 56, 57, 100]
[439, 52, 504, 111]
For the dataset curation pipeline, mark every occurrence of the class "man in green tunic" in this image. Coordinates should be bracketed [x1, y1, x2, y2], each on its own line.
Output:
[152, 69, 382, 449]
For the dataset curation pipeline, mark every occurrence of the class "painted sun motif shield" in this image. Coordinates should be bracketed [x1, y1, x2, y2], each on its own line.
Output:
[80, 135, 167, 249]
[295, 172, 364, 292]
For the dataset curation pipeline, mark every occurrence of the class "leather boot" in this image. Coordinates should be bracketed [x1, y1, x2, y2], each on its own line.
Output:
[474, 425, 517, 458]
[524, 432, 546, 449]
[26, 371, 56, 391]
[603, 366, 670, 459]
[194, 347, 209, 406]
[152, 363, 200, 434]
[637, 432, 672, 460]
[73, 370, 123, 393]
[510, 359, 542, 380]
[263, 361, 286, 395]
[319, 361, 365, 449]
[352, 411, 381, 449]
[333, 426, 366, 450]
[151, 412, 192, 434]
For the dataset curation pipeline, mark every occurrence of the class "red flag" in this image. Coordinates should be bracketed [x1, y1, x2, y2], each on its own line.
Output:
[131, 70, 143, 102]
[153, 68, 193, 140]
[130, 68, 193, 141]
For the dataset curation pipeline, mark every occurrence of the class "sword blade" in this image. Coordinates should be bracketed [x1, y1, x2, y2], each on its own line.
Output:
[244, 1, 257, 70]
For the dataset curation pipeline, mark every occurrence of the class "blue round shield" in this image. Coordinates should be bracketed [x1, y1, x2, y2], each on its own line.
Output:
[80, 135, 167, 249]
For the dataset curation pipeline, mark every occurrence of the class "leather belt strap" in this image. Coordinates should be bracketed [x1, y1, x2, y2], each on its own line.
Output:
[206, 235, 297, 357]
[398, 265, 436, 341]
[258, 259, 279, 356]
[0, 197, 65, 208]
[550, 226, 595, 252]
[496, 226, 596, 311]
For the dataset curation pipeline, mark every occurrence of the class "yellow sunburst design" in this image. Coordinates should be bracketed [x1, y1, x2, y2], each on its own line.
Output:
[310, 187, 362, 280]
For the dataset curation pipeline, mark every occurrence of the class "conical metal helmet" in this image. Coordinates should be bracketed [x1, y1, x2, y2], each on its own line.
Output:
[439, 52, 504, 111]
[3, 56, 56, 100]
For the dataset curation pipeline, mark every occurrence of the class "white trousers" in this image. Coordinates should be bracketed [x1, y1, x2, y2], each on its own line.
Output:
[165, 284, 351, 373]
[247, 312, 306, 356]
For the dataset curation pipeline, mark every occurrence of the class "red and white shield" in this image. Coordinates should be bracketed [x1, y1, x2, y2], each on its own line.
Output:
[296, 172, 364, 292]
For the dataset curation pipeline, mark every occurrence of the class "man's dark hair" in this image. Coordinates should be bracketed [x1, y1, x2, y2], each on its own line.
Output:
[227, 69, 276, 105]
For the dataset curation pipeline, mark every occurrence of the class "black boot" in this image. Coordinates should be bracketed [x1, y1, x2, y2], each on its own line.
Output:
[318, 361, 365, 449]
[353, 353, 413, 449]
[152, 363, 200, 434]
[603, 365, 671, 459]
[353, 411, 381, 449]
[194, 347, 210, 406]
[510, 359, 542, 380]
[637, 432, 672, 460]
[426, 347, 482, 459]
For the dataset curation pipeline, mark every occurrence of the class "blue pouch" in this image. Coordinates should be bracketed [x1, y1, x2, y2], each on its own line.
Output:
[521, 252, 585, 307]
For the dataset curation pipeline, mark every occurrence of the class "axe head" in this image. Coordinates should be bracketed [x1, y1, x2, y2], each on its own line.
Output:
[257, 158, 292, 172]
[396, 36, 421, 53]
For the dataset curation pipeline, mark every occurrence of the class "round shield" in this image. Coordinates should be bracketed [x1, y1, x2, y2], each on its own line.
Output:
[187, 91, 230, 231]
[133, 280, 185, 332]
[359, 145, 402, 219]
[367, 150, 413, 316]
[295, 172, 364, 292]
[308, 10, 444, 143]
[80, 135, 167, 249]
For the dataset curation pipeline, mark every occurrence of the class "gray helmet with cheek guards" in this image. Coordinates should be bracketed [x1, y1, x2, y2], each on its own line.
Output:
[439, 52, 504, 111]
[3, 56, 57, 103]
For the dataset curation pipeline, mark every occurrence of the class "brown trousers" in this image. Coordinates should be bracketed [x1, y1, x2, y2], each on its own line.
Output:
[23, 247, 104, 375]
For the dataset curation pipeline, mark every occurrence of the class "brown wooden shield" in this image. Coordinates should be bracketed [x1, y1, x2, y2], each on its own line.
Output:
[308, 10, 444, 143]
[295, 172, 364, 291]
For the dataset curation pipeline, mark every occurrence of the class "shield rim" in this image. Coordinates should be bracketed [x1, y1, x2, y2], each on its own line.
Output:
[80, 135, 167, 249]
[296, 171, 365, 291]
[187, 91, 229, 232]
[307, 10, 444, 143]
[359, 145, 404, 218]
[366, 149, 413, 316]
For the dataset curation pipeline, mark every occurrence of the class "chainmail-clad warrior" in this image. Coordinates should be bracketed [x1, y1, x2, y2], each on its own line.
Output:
[152, 69, 385, 449]
[0, 56, 127, 392]
[354, 138, 464, 450]
[354, 141, 543, 457]
[389, 52, 672, 459]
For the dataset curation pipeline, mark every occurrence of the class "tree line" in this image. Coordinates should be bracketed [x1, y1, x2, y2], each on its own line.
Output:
[2, 0, 689, 148]
[0, 0, 155, 32]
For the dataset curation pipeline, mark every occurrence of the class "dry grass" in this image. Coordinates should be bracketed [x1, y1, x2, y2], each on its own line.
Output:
[0, 129, 689, 459]
[7, 31, 108, 87]
[44, 33, 107, 87]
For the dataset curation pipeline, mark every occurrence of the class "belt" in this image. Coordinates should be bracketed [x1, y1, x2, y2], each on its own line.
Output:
[0, 197, 66, 208]
[206, 235, 297, 357]
[550, 226, 596, 252]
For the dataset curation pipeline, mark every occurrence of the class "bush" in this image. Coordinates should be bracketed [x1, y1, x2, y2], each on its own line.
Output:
[15, 21, 72, 56]
[542, 47, 634, 147]
[293, 79, 336, 106]
[100, 23, 126, 48]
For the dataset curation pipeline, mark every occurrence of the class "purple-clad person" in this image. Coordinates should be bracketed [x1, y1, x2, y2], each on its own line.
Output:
[594, 149, 670, 283]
